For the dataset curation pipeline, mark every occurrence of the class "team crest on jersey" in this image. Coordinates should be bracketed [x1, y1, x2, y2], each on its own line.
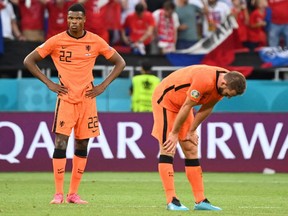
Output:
[190, 90, 200, 99]
[86, 45, 91, 52]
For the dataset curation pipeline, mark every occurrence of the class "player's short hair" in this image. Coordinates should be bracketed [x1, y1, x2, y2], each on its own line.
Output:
[224, 71, 246, 95]
[68, 3, 86, 15]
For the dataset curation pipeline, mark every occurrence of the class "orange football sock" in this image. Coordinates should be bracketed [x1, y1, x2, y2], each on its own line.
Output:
[68, 155, 87, 195]
[52, 158, 66, 194]
[185, 159, 205, 203]
[158, 155, 176, 204]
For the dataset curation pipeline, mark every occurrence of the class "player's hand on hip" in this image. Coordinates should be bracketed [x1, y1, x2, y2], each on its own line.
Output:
[163, 132, 178, 154]
[85, 85, 105, 98]
[47, 82, 68, 96]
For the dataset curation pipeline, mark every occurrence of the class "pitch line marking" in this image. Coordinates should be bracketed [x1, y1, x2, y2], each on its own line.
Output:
[239, 206, 281, 209]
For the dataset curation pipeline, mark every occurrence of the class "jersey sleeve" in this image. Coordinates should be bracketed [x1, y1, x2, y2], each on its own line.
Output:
[97, 36, 116, 59]
[186, 75, 212, 103]
[36, 36, 58, 58]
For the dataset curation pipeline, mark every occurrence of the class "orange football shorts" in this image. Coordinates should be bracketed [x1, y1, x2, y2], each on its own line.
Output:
[52, 96, 99, 139]
[151, 99, 194, 144]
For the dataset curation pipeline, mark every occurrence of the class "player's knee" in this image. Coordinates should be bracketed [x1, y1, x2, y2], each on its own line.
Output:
[53, 148, 66, 158]
[159, 145, 176, 156]
[75, 149, 87, 157]
[181, 145, 198, 158]
[55, 134, 69, 149]
[75, 139, 89, 150]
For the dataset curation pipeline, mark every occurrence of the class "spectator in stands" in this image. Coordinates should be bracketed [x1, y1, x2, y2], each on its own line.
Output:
[42, 0, 76, 39]
[219, 0, 233, 8]
[0, 1, 5, 9]
[188, 0, 203, 7]
[105, 0, 122, 45]
[1, 0, 25, 41]
[204, 0, 231, 37]
[130, 59, 160, 112]
[231, 0, 249, 49]
[120, 0, 146, 24]
[175, 0, 207, 50]
[264, 1, 271, 34]
[188, 0, 209, 37]
[80, 0, 111, 43]
[247, 0, 268, 51]
[152, 0, 179, 54]
[121, 2, 155, 55]
[9, 0, 21, 19]
[17, 0, 45, 42]
[246, 0, 256, 12]
[267, 0, 288, 48]
[248, 0, 271, 36]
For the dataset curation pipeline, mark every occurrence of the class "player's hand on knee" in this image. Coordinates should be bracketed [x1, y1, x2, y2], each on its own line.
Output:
[163, 141, 176, 153]
[163, 132, 178, 153]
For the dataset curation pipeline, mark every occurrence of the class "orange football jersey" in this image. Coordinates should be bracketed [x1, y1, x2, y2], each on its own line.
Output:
[36, 31, 115, 103]
[153, 64, 228, 112]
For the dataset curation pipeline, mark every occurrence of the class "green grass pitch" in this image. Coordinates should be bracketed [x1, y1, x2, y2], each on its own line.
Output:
[0, 172, 287, 216]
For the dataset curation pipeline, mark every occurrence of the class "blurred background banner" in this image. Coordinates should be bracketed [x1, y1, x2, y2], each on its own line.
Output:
[259, 47, 288, 67]
[1, 112, 287, 173]
[1, 79, 288, 112]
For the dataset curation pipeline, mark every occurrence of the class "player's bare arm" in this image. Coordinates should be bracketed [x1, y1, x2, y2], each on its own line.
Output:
[23, 50, 68, 96]
[85, 51, 126, 98]
[186, 100, 217, 144]
[163, 97, 196, 153]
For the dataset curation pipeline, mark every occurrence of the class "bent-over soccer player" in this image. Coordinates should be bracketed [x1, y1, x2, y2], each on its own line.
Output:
[151, 64, 246, 211]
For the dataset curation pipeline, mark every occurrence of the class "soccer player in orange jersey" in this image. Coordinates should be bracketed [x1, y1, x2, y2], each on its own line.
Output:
[151, 64, 246, 211]
[23, 3, 126, 204]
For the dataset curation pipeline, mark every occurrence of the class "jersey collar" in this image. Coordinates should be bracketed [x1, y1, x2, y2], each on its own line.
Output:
[66, 30, 87, 39]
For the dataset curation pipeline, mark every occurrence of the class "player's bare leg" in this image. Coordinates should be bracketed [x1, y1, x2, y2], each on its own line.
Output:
[180, 140, 221, 211]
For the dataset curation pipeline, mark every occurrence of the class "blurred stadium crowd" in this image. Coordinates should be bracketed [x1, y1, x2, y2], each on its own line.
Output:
[0, 0, 287, 56]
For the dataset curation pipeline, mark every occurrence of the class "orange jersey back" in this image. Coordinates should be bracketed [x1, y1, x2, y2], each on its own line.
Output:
[153, 65, 228, 112]
[36, 31, 115, 103]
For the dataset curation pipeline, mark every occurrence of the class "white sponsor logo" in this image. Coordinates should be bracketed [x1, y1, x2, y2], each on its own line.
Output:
[0, 121, 287, 163]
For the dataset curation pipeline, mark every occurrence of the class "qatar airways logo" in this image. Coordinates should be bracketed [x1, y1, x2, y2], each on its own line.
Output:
[202, 122, 288, 159]
[0, 121, 287, 163]
[0, 121, 145, 163]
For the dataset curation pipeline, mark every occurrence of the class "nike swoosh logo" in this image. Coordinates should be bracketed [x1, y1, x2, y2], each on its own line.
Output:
[57, 168, 64, 174]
